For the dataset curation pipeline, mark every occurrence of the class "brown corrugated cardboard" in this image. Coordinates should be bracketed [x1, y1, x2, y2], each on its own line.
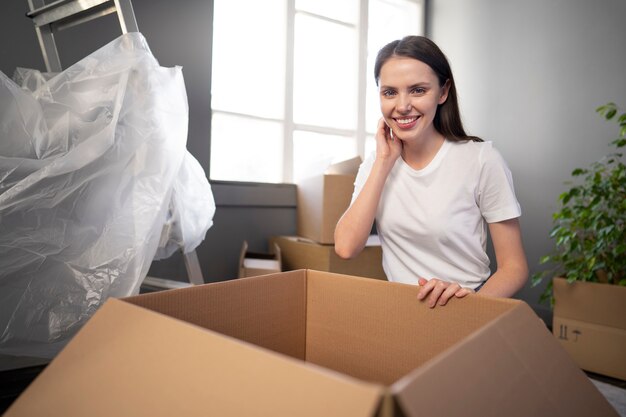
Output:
[553, 277, 626, 380]
[270, 235, 386, 280]
[553, 316, 626, 381]
[6, 270, 618, 417]
[553, 277, 626, 329]
[4, 296, 382, 417]
[297, 156, 361, 244]
[238, 240, 281, 278]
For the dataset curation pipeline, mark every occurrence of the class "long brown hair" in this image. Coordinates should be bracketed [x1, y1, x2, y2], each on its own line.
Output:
[374, 36, 482, 142]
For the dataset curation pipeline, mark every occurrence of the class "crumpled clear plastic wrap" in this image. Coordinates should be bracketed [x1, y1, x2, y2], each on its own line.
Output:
[0, 32, 215, 358]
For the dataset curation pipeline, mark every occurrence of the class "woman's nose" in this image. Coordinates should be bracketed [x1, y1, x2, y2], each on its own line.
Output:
[397, 95, 411, 112]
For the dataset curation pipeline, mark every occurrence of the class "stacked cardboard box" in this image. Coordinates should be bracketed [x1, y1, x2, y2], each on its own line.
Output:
[293, 157, 386, 279]
[270, 235, 386, 280]
[5, 270, 617, 416]
[552, 277, 626, 380]
[296, 157, 362, 245]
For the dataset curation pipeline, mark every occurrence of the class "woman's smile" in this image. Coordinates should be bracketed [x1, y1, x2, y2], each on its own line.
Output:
[394, 115, 420, 129]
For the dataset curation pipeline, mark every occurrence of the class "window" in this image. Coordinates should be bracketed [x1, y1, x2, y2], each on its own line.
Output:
[210, 0, 424, 183]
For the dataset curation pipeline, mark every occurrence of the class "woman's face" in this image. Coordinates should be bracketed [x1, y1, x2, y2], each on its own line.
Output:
[378, 56, 449, 144]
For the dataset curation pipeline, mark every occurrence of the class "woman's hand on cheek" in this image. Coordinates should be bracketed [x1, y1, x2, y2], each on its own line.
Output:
[375, 118, 402, 163]
[417, 277, 474, 308]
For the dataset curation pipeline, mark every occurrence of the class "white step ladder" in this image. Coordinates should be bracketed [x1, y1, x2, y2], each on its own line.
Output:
[27, 0, 139, 72]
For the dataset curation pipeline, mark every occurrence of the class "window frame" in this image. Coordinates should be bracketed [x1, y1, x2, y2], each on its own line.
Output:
[209, 0, 426, 184]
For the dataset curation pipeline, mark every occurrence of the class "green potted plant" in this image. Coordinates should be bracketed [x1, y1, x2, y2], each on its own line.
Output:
[531, 102, 626, 381]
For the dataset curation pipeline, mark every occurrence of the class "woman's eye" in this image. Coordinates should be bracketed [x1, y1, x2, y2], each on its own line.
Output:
[382, 89, 396, 97]
[412, 87, 426, 94]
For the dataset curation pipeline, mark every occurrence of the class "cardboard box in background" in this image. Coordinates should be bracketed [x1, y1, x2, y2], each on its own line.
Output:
[297, 156, 361, 244]
[6, 270, 617, 417]
[238, 240, 281, 278]
[271, 235, 386, 280]
[552, 277, 626, 381]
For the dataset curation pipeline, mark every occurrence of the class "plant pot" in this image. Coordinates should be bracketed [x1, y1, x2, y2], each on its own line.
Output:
[552, 277, 626, 380]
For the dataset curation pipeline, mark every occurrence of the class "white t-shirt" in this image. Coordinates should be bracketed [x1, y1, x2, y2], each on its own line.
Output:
[351, 139, 521, 289]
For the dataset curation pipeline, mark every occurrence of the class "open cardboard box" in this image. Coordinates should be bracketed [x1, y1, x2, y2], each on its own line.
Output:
[552, 277, 626, 381]
[297, 156, 361, 244]
[270, 235, 386, 280]
[5, 270, 617, 417]
[238, 240, 282, 278]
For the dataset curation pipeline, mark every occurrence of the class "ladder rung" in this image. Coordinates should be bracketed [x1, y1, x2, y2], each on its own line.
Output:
[27, 0, 113, 28]
[56, 4, 117, 32]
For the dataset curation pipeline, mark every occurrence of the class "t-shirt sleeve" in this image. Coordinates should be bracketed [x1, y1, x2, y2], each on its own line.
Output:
[477, 143, 521, 223]
[350, 151, 376, 205]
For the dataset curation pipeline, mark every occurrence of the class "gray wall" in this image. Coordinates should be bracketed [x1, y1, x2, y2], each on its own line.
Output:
[429, 0, 626, 320]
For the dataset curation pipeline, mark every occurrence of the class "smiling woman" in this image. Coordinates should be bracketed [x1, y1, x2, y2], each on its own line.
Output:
[209, 0, 425, 183]
[334, 36, 529, 307]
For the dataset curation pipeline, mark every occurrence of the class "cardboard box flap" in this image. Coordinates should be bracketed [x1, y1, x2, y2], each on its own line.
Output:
[305, 271, 517, 386]
[553, 277, 626, 330]
[125, 271, 306, 360]
[238, 239, 249, 268]
[5, 298, 384, 417]
[391, 303, 618, 417]
[325, 156, 362, 175]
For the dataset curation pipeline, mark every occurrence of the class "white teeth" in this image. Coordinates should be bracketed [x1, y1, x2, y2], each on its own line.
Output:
[397, 117, 417, 124]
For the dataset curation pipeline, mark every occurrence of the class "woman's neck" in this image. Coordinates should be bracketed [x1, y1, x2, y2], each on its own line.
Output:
[401, 131, 446, 170]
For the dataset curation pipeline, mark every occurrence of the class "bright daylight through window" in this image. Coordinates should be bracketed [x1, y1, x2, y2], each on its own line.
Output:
[210, 0, 424, 183]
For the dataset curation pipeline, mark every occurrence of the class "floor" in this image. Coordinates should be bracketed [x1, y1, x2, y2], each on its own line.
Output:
[588, 372, 626, 416]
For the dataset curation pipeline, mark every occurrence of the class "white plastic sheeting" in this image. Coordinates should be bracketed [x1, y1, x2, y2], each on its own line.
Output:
[0, 33, 214, 358]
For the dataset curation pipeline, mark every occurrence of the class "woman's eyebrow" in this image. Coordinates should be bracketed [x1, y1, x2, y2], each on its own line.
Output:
[408, 82, 431, 88]
[380, 82, 431, 90]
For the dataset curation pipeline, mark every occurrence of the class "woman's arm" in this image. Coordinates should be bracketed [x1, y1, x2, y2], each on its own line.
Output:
[335, 119, 401, 259]
[416, 217, 528, 307]
[478, 217, 529, 297]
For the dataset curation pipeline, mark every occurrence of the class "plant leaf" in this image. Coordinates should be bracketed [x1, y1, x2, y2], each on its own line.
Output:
[534, 102, 626, 303]
[606, 109, 617, 120]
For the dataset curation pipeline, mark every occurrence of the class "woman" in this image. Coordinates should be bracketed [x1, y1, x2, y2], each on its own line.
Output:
[334, 36, 528, 308]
